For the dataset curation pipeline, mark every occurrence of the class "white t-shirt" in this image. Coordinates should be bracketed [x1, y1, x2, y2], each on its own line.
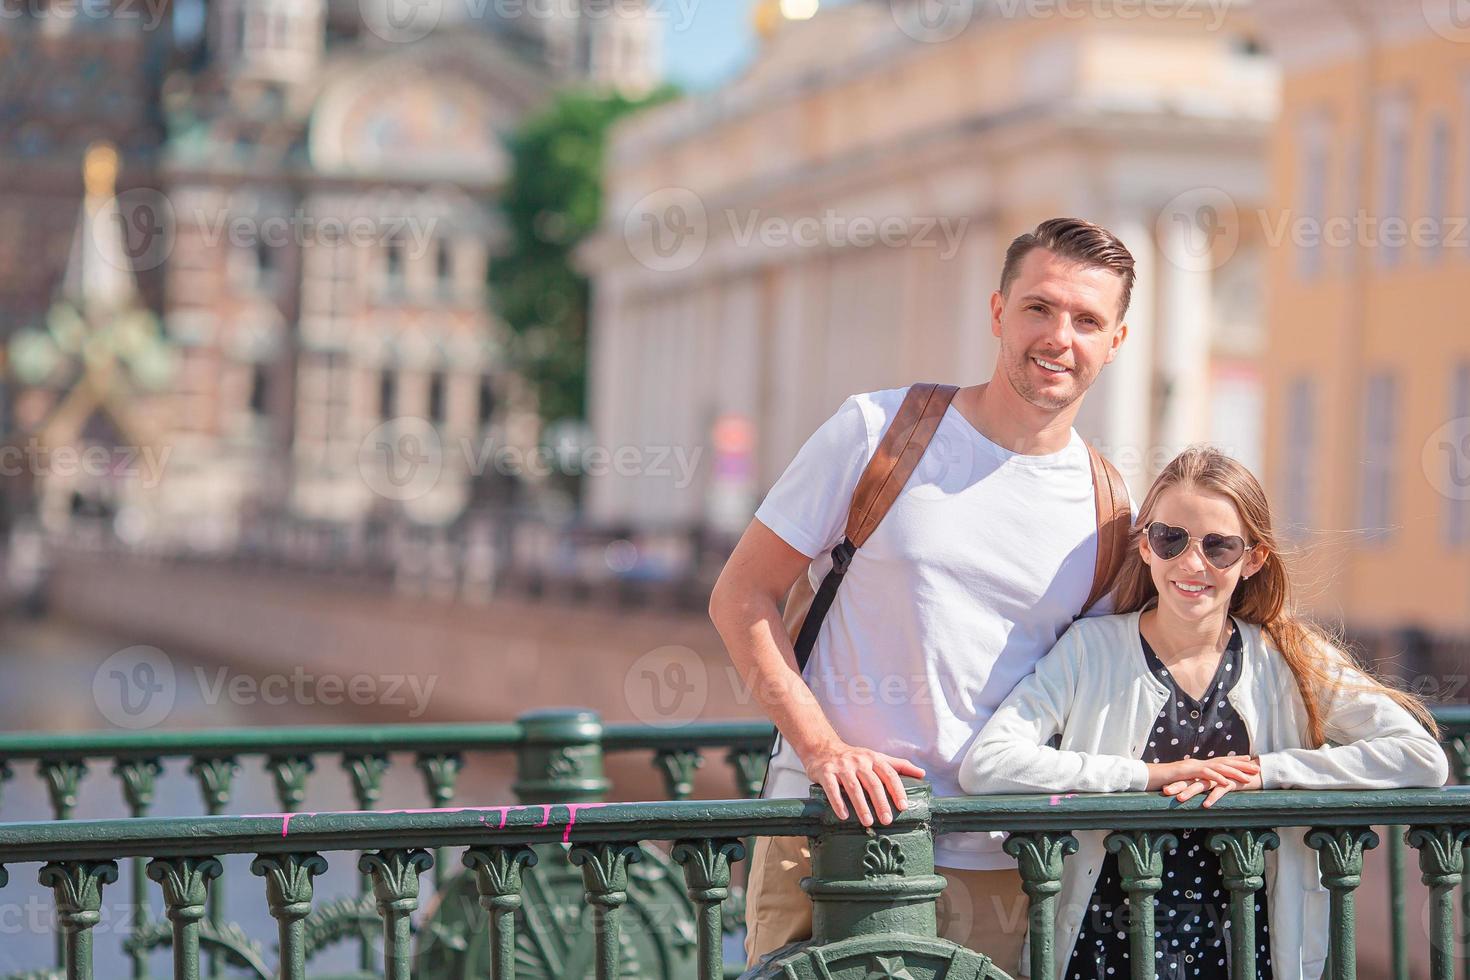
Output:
[755, 385, 1127, 871]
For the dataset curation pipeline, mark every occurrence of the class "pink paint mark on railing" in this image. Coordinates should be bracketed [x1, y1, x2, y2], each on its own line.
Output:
[240, 801, 608, 841]
[1048, 793, 1078, 806]
[560, 803, 606, 843]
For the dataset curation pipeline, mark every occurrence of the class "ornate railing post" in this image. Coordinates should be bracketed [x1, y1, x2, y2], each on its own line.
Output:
[1388, 823, 1410, 980]
[147, 855, 223, 980]
[672, 838, 746, 980]
[568, 841, 644, 980]
[745, 780, 994, 979]
[1306, 828, 1379, 980]
[656, 748, 703, 801]
[1207, 828, 1279, 980]
[463, 845, 538, 980]
[40, 758, 87, 821]
[1450, 735, 1470, 980]
[1006, 829, 1079, 980]
[251, 852, 327, 980]
[1104, 830, 1178, 973]
[727, 746, 767, 799]
[267, 755, 315, 812]
[116, 757, 163, 980]
[416, 752, 462, 888]
[1408, 826, 1469, 980]
[189, 755, 238, 979]
[359, 848, 434, 980]
[40, 759, 88, 969]
[513, 708, 610, 804]
[343, 751, 391, 972]
[39, 859, 119, 980]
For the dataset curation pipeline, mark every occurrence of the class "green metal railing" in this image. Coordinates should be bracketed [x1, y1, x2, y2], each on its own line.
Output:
[0, 711, 771, 979]
[0, 707, 1464, 979]
[0, 785, 1467, 980]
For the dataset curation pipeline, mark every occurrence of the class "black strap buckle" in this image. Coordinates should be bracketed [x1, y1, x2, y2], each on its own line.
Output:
[830, 538, 856, 575]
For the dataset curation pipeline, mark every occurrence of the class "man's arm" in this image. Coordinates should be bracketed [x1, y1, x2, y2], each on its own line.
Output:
[708, 517, 924, 826]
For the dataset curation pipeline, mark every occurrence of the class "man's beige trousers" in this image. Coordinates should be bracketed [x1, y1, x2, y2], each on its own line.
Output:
[743, 833, 1030, 973]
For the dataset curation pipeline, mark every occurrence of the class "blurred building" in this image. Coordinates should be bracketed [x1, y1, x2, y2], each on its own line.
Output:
[579, 0, 1278, 536]
[0, 0, 662, 545]
[1256, 0, 1470, 635]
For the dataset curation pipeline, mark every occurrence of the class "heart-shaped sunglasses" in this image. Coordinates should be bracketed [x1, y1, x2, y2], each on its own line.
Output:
[1144, 521, 1249, 570]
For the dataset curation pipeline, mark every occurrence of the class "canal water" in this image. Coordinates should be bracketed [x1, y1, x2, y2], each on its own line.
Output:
[0, 613, 518, 977]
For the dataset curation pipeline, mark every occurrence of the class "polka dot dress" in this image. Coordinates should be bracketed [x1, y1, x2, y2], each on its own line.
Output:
[1064, 622, 1273, 980]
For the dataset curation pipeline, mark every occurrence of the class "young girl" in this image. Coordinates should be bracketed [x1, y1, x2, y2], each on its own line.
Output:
[958, 446, 1448, 980]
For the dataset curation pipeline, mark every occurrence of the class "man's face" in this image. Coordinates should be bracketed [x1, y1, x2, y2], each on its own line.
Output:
[990, 247, 1128, 411]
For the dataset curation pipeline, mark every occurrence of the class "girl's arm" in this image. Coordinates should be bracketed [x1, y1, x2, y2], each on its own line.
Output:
[957, 627, 1149, 795]
[1259, 654, 1450, 790]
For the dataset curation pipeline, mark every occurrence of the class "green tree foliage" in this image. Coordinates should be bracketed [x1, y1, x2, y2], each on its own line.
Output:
[490, 85, 678, 424]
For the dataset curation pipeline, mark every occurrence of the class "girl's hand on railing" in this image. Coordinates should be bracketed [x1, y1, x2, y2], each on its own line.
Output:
[1148, 755, 1262, 807]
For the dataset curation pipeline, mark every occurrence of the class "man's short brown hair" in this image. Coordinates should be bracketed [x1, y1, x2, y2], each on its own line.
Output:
[999, 217, 1137, 319]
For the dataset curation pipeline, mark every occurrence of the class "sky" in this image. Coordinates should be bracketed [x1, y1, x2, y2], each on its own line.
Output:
[661, 0, 860, 92]
[661, 0, 762, 92]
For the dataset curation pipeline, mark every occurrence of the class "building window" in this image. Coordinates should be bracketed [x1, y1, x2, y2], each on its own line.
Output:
[436, 239, 454, 297]
[1282, 377, 1315, 536]
[254, 238, 278, 291]
[300, 351, 352, 445]
[1425, 115, 1451, 262]
[249, 363, 269, 415]
[1359, 372, 1398, 541]
[477, 375, 495, 428]
[427, 370, 447, 425]
[378, 368, 396, 419]
[1446, 363, 1470, 548]
[1463, 73, 1470, 264]
[1295, 110, 1330, 280]
[1231, 34, 1266, 58]
[1376, 92, 1412, 269]
[383, 238, 404, 296]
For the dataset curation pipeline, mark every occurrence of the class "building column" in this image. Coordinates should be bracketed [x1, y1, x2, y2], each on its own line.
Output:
[1079, 211, 1156, 498]
[1155, 214, 1214, 460]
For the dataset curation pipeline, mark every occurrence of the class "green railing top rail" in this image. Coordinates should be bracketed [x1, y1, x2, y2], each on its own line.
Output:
[1431, 703, 1470, 729]
[0, 703, 1460, 760]
[0, 716, 775, 760]
[0, 786, 1466, 865]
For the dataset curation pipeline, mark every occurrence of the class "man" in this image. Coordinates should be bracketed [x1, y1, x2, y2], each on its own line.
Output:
[707, 217, 1137, 972]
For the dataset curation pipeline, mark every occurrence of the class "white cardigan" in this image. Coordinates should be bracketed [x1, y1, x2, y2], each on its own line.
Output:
[957, 610, 1449, 980]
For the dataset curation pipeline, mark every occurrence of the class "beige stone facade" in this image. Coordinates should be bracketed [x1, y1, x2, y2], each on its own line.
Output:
[580, 1, 1278, 535]
[1256, 0, 1470, 634]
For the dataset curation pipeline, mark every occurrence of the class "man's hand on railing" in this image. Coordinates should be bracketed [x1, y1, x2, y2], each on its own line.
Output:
[1148, 754, 1263, 808]
[802, 739, 926, 827]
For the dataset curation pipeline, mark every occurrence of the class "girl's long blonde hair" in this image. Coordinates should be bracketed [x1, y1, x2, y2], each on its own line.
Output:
[1110, 446, 1437, 746]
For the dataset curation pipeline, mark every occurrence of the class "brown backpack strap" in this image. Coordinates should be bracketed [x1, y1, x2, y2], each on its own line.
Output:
[1082, 443, 1132, 615]
[789, 382, 959, 670]
[845, 382, 960, 546]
